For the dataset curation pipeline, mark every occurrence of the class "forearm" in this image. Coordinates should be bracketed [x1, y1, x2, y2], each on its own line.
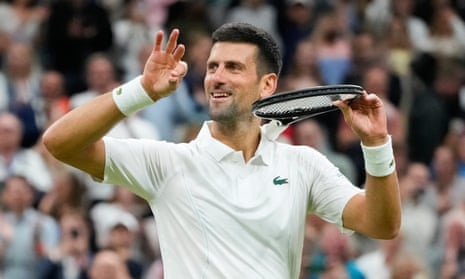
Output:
[363, 172, 401, 238]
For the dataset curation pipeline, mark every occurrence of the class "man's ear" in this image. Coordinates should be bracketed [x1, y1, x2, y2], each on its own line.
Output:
[259, 73, 278, 99]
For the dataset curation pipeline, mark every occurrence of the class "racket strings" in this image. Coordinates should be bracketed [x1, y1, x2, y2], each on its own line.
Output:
[255, 93, 358, 117]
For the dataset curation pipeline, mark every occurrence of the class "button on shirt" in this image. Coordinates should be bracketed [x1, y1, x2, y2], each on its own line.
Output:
[101, 121, 363, 279]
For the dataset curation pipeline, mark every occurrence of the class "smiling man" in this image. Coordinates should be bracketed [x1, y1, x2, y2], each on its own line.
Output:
[43, 23, 401, 278]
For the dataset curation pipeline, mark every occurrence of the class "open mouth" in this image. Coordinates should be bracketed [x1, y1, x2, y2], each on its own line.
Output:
[211, 92, 231, 100]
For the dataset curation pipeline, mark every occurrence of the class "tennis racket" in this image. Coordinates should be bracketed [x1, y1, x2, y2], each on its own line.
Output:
[253, 84, 364, 127]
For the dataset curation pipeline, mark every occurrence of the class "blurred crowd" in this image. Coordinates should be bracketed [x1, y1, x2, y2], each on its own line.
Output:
[0, 0, 464, 278]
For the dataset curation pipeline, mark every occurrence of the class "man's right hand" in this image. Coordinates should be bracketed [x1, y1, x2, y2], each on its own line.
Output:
[140, 29, 188, 101]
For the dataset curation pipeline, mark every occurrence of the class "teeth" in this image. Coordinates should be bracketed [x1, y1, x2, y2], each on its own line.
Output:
[212, 93, 229, 97]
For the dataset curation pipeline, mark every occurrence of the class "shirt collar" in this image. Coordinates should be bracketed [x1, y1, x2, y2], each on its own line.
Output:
[195, 121, 273, 166]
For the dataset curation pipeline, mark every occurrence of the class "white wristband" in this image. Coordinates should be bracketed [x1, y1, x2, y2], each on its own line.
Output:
[112, 75, 154, 116]
[361, 135, 396, 177]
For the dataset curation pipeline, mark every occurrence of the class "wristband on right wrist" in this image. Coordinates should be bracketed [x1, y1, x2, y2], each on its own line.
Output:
[361, 135, 396, 177]
[112, 75, 154, 116]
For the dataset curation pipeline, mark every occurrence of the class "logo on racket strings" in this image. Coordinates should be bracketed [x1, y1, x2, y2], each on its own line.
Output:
[273, 176, 288, 186]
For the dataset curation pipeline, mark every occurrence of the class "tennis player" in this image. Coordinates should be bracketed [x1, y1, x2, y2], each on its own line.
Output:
[43, 23, 401, 278]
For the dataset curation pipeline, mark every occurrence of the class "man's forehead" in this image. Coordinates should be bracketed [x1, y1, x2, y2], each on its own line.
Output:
[208, 42, 258, 64]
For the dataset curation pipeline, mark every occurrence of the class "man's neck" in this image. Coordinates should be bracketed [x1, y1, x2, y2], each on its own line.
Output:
[209, 120, 261, 162]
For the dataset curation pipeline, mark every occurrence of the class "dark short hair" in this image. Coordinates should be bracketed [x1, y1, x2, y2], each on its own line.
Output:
[211, 22, 282, 77]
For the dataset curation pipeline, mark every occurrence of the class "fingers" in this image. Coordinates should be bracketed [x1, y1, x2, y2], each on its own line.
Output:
[153, 30, 164, 52]
[165, 29, 180, 54]
[152, 29, 184, 61]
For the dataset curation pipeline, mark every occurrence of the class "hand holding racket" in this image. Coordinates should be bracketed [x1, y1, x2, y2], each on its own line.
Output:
[253, 84, 363, 125]
[333, 90, 389, 147]
[253, 84, 364, 139]
[254, 84, 389, 146]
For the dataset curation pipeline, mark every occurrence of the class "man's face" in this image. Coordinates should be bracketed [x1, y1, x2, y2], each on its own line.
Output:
[204, 42, 262, 123]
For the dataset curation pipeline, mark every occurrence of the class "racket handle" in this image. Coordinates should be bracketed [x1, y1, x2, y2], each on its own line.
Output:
[262, 120, 289, 140]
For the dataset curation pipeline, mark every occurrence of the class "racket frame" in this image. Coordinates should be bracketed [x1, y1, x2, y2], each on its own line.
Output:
[252, 84, 364, 126]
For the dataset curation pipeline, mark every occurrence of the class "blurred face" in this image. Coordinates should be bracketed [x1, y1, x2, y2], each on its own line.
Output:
[6, 43, 32, 75]
[40, 71, 65, 101]
[60, 213, 89, 254]
[108, 224, 133, 249]
[363, 66, 389, 97]
[293, 120, 322, 149]
[2, 176, 34, 214]
[294, 40, 316, 69]
[89, 251, 126, 279]
[204, 42, 262, 123]
[433, 147, 456, 180]
[0, 114, 22, 151]
[86, 57, 115, 93]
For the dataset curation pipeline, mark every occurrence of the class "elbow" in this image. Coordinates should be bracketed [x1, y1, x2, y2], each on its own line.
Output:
[41, 129, 67, 161]
[376, 218, 402, 240]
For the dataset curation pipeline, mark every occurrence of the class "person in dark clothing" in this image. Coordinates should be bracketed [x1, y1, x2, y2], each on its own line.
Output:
[40, 0, 113, 95]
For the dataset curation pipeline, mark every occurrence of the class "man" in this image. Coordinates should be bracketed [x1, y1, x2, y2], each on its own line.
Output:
[43, 23, 401, 278]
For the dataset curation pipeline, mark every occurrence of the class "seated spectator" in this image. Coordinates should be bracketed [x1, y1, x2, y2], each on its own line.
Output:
[0, 112, 52, 194]
[38, 170, 89, 220]
[90, 204, 143, 279]
[1, 175, 60, 279]
[0, 42, 43, 147]
[38, 210, 94, 279]
[88, 249, 132, 279]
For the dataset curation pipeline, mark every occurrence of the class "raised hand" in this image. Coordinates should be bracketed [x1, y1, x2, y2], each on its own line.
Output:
[333, 92, 388, 146]
[140, 29, 188, 101]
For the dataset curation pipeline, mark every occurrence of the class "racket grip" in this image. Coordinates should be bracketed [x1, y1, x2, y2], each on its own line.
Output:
[361, 135, 396, 177]
[112, 75, 154, 116]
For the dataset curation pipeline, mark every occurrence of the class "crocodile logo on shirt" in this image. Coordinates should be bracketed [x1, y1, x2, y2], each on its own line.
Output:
[273, 176, 288, 185]
[116, 87, 123, 95]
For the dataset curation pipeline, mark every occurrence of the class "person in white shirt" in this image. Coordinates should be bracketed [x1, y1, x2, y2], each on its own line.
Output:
[42, 22, 401, 278]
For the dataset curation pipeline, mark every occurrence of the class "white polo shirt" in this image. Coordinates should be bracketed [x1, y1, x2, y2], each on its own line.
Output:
[101, 121, 363, 279]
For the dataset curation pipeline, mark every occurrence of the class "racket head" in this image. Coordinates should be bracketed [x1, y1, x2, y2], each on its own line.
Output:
[252, 84, 364, 125]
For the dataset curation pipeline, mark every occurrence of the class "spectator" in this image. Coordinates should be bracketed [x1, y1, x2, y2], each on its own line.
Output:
[427, 1, 465, 60]
[0, 42, 43, 147]
[355, 234, 405, 279]
[305, 223, 364, 279]
[0, 0, 48, 44]
[35, 70, 70, 130]
[0, 175, 60, 279]
[422, 145, 465, 216]
[398, 162, 437, 267]
[111, 0, 154, 82]
[38, 210, 94, 279]
[439, 205, 465, 279]
[311, 8, 352, 86]
[41, 0, 113, 94]
[0, 112, 52, 194]
[70, 53, 120, 109]
[38, 170, 89, 220]
[407, 53, 449, 165]
[224, 0, 283, 51]
[278, 38, 322, 92]
[279, 0, 316, 75]
[87, 249, 132, 279]
[90, 204, 143, 279]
